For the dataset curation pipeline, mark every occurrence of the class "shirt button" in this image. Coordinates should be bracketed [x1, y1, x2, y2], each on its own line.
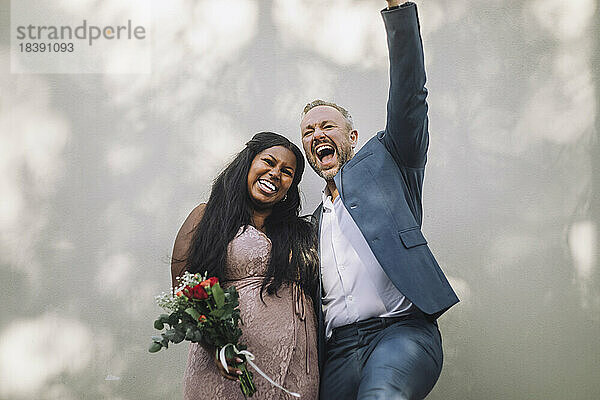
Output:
[347, 295, 353, 302]
[339, 265, 345, 271]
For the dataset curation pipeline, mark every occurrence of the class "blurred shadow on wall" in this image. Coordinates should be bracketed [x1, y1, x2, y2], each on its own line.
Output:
[1, 0, 599, 399]
[424, 1, 600, 399]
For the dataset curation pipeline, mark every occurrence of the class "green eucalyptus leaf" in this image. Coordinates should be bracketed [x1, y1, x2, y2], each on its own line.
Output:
[167, 313, 179, 326]
[161, 338, 169, 348]
[192, 331, 203, 343]
[159, 314, 170, 322]
[149, 342, 162, 353]
[154, 320, 164, 330]
[185, 327, 195, 340]
[163, 330, 176, 341]
[173, 330, 185, 343]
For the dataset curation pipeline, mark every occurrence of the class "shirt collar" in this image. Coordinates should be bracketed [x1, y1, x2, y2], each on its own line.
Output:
[323, 185, 344, 211]
[322, 187, 334, 210]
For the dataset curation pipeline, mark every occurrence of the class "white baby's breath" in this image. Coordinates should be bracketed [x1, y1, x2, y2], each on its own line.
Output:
[155, 271, 209, 311]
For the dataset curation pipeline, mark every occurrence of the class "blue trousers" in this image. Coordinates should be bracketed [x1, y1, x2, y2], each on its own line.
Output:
[319, 315, 443, 400]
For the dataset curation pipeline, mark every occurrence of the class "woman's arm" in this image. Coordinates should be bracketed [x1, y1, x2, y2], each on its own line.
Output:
[170, 203, 243, 379]
[171, 203, 206, 290]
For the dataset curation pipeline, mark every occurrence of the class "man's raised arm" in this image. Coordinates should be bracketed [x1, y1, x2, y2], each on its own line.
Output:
[380, 1, 429, 168]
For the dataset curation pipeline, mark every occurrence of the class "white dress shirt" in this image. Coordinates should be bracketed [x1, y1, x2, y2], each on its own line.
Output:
[321, 191, 414, 338]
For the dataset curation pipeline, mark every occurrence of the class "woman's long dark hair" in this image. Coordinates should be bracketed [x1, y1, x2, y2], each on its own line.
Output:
[185, 132, 318, 298]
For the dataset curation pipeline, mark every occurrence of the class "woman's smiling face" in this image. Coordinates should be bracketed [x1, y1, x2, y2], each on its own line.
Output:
[247, 145, 297, 208]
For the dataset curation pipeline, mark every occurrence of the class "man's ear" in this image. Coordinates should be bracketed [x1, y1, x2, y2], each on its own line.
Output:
[349, 129, 359, 148]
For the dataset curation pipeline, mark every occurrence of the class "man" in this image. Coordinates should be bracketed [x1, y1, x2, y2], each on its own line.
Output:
[300, 1, 459, 399]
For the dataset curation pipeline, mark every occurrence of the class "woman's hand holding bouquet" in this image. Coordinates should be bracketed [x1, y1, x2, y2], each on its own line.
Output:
[149, 272, 256, 397]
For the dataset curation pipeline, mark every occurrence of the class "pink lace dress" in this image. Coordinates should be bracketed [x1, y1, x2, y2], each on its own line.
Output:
[183, 225, 319, 399]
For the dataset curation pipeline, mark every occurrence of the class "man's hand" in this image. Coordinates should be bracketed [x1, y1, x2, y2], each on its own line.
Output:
[386, 0, 402, 9]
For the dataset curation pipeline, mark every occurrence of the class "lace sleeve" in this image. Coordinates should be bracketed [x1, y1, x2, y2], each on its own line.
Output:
[171, 204, 206, 290]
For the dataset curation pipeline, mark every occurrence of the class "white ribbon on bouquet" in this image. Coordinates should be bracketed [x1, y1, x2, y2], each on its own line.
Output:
[218, 344, 301, 398]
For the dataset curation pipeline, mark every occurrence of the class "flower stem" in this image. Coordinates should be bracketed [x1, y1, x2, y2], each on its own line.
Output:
[237, 362, 256, 397]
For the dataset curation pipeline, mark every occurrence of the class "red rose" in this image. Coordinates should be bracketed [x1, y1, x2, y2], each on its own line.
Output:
[200, 277, 219, 288]
[183, 284, 208, 300]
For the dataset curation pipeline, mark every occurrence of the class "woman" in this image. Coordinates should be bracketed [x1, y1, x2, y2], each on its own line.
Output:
[171, 132, 319, 399]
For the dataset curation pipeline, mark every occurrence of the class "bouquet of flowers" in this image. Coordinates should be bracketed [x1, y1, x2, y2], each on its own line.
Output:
[149, 272, 256, 397]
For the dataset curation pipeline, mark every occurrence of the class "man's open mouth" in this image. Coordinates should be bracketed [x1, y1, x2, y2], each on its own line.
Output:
[315, 144, 336, 164]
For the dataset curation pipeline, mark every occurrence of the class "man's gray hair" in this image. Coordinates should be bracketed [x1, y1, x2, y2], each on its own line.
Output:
[302, 99, 354, 131]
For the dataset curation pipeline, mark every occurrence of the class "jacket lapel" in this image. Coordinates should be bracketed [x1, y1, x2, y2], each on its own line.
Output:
[311, 203, 326, 372]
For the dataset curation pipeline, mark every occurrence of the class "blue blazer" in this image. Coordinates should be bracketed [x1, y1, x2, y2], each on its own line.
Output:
[313, 3, 459, 371]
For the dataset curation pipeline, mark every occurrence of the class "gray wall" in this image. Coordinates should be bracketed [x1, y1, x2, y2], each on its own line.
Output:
[1, 0, 598, 399]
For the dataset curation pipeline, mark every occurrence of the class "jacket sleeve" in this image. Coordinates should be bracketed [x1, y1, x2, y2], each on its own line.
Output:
[380, 2, 429, 169]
